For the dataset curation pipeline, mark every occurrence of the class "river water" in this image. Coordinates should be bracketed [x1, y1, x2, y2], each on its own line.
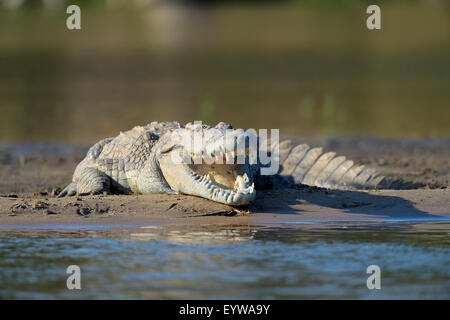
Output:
[0, 221, 448, 299]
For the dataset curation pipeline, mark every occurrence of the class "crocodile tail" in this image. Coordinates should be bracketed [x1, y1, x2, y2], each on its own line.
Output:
[276, 140, 393, 190]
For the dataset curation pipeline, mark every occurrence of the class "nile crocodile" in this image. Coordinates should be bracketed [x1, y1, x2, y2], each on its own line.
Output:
[59, 121, 392, 206]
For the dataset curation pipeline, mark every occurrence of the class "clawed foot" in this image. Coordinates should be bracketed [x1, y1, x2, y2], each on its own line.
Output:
[57, 182, 109, 198]
[57, 183, 77, 198]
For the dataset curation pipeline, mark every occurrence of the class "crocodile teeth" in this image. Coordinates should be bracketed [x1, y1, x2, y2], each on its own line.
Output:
[233, 181, 254, 194]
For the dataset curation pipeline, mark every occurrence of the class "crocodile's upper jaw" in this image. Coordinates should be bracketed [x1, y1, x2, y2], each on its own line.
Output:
[158, 151, 256, 206]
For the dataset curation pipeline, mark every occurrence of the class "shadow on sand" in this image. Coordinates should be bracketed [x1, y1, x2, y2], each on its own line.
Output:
[249, 186, 446, 221]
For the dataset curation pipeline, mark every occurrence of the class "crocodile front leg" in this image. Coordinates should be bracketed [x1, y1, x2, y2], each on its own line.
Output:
[58, 167, 111, 197]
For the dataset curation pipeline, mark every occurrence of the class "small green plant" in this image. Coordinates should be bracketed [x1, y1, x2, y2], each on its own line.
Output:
[19, 155, 25, 166]
[200, 96, 215, 125]
[298, 96, 314, 120]
[322, 93, 336, 135]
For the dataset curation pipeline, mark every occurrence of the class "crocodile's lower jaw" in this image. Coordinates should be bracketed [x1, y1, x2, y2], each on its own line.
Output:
[159, 156, 255, 206]
[187, 164, 255, 205]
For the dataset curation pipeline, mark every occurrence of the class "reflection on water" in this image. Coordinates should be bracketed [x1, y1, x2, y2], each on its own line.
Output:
[130, 226, 257, 243]
[0, 2, 449, 142]
[0, 222, 449, 299]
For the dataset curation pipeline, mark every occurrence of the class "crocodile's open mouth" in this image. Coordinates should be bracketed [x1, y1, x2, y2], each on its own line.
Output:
[188, 162, 255, 203]
[159, 151, 256, 206]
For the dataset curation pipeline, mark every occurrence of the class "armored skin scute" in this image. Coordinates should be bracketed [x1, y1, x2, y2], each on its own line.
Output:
[59, 121, 390, 206]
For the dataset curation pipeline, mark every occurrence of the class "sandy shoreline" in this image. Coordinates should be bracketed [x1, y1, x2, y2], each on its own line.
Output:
[0, 188, 448, 228]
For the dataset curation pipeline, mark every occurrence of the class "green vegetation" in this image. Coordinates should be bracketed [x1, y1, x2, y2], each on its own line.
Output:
[200, 97, 215, 125]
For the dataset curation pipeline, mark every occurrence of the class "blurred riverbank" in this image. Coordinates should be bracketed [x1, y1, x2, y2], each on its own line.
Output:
[1, 135, 448, 195]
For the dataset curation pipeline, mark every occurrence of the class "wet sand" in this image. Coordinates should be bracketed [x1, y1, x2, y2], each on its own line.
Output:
[0, 188, 449, 228]
[0, 137, 448, 228]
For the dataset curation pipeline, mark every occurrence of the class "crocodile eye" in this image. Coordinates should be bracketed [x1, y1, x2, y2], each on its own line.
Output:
[160, 145, 182, 154]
